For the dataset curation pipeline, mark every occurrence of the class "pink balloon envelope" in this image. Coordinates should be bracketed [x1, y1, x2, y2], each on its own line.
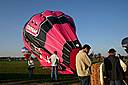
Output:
[22, 10, 81, 74]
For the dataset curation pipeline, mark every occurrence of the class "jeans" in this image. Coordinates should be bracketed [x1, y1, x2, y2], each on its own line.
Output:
[51, 66, 58, 80]
[79, 76, 90, 85]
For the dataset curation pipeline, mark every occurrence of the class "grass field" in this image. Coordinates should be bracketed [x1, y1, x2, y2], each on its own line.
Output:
[0, 60, 50, 80]
[0, 60, 77, 82]
[0, 59, 128, 84]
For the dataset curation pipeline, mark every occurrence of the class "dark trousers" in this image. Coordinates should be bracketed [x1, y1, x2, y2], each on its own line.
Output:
[28, 69, 33, 79]
[51, 66, 58, 80]
[108, 80, 125, 85]
[79, 76, 90, 85]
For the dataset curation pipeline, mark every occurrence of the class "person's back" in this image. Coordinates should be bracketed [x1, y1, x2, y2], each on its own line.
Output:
[49, 51, 59, 81]
[104, 56, 124, 80]
[50, 54, 59, 66]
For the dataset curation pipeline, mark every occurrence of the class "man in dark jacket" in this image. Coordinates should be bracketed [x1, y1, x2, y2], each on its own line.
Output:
[104, 48, 127, 85]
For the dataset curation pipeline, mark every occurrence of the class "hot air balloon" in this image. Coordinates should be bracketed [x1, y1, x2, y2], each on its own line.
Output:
[121, 37, 128, 54]
[22, 10, 81, 74]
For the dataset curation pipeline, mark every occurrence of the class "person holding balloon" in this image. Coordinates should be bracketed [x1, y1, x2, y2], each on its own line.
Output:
[48, 51, 59, 81]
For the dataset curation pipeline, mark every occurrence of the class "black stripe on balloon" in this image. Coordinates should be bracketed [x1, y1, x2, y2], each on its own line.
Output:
[23, 29, 41, 57]
[24, 30, 42, 48]
[59, 16, 76, 29]
[38, 16, 75, 46]
[23, 28, 52, 55]
[62, 40, 81, 66]
[37, 20, 52, 47]
[47, 16, 75, 29]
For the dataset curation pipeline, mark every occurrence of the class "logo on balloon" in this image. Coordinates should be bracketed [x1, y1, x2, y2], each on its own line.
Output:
[26, 25, 39, 37]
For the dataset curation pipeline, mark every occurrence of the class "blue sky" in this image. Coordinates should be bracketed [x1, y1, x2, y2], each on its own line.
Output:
[0, 0, 128, 56]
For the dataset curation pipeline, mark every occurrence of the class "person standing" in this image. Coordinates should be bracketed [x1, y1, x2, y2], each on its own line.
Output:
[28, 57, 35, 79]
[103, 48, 127, 85]
[48, 51, 59, 81]
[76, 44, 92, 85]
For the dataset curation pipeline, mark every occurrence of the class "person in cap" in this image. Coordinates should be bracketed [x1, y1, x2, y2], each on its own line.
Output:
[76, 44, 92, 85]
[103, 48, 127, 85]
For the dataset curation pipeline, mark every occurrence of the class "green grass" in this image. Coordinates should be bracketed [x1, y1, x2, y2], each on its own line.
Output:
[0, 60, 51, 80]
[0, 60, 78, 81]
[0, 61, 27, 73]
[0, 60, 51, 73]
[1, 60, 127, 84]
